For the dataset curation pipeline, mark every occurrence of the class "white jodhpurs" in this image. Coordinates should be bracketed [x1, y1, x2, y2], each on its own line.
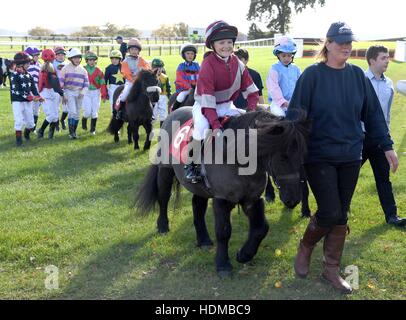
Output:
[153, 95, 168, 121]
[12, 101, 35, 131]
[83, 89, 101, 119]
[192, 101, 245, 141]
[41, 88, 60, 123]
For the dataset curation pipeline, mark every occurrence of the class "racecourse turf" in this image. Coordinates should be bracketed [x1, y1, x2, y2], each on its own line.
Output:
[0, 48, 405, 299]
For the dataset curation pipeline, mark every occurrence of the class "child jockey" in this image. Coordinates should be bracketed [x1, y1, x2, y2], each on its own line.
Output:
[10, 52, 44, 146]
[60, 48, 89, 139]
[266, 36, 301, 117]
[114, 38, 150, 109]
[25, 46, 42, 130]
[53, 46, 68, 130]
[185, 20, 259, 183]
[173, 43, 200, 110]
[83, 51, 107, 134]
[151, 58, 171, 127]
[104, 49, 125, 111]
[37, 49, 64, 139]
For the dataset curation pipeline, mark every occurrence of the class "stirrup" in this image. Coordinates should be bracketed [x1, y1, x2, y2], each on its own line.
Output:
[184, 164, 202, 184]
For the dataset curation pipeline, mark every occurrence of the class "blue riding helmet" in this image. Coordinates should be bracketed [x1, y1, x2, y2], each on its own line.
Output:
[273, 36, 297, 56]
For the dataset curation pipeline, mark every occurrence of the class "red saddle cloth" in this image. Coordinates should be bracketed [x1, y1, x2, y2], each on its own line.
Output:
[169, 117, 230, 165]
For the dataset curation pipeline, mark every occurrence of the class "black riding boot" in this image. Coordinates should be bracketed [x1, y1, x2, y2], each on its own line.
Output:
[33, 115, 38, 131]
[82, 117, 88, 130]
[37, 120, 49, 139]
[184, 138, 203, 184]
[90, 118, 97, 134]
[160, 121, 164, 128]
[16, 131, 23, 147]
[60, 112, 68, 130]
[172, 100, 182, 111]
[48, 122, 56, 139]
[24, 128, 32, 140]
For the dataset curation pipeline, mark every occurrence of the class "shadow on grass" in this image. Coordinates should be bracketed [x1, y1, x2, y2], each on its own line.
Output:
[0, 138, 132, 184]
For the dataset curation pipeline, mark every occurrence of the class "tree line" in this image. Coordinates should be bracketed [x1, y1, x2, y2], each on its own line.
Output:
[28, 1, 327, 40]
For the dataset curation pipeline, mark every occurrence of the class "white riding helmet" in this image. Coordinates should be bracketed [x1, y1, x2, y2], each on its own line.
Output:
[67, 48, 82, 59]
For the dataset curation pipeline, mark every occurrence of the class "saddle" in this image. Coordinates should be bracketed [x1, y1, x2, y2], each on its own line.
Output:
[169, 116, 231, 165]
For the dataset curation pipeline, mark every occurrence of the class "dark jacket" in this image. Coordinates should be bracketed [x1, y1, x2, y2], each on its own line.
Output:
[10, 69, 39, 102]
[287, 62, 393, 164]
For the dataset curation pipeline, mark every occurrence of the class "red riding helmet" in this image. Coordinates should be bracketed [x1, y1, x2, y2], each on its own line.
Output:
[205, 20, 238, 49]
[54, 46, 66, 55]
[41, 49, 56, 62]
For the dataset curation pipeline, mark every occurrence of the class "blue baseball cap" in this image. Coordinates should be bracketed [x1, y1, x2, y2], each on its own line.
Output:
[115, 35, 123, 40]
[326, 22, 356, 44]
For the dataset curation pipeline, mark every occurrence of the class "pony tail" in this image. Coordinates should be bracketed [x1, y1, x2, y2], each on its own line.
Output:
[134, 165, 159, 215]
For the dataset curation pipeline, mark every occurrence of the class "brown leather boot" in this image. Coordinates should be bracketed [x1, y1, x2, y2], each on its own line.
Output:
[322, 224, 353, 294]
[294, 217, 330, 278]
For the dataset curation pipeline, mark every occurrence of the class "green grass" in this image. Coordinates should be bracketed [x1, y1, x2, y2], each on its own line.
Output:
[0, 48, 405, 300]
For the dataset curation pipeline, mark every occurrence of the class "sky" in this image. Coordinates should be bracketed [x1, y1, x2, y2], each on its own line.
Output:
[1, 0, 404, 40]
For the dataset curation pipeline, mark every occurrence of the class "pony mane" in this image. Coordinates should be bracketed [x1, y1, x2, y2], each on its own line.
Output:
[127, 69, 156, 103]
[223, 110, 309, 162]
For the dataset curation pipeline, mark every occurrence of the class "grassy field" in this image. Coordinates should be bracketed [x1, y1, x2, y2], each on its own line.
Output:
[0, 47, 405, 300]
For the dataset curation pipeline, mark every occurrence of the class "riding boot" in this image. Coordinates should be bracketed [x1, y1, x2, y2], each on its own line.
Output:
[184, 138, 203, 184]
[68, 119, 75, 139]
[322, 224, 353, 294]
[37, 119, 49, 139]
[82, 117, 88, 130]
[172, 100, 182, 111]
[33, 115, 38, 131]
[72, 120, 78, 139]
[90, 118, 97, 135]
[16, 130, 23, 147]
[160, 121, 164, 128]
[294, 217, 330, 278]
[48, 122, 56, 139]
[68, 124, 74, 139]
[60, 112, 68, 130]
[23, 128, 32, 140]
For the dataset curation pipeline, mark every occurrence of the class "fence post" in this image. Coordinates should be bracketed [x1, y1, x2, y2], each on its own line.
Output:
[10, 36, 13, 49]
[148, 46, 151, 56]
[159, 46, 162, 56]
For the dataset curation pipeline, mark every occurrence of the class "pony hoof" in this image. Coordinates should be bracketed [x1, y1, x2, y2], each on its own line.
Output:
[134, 145, 140, 150]
[236, 249, 254, 264]
[301, 211, 311, 218]
[217, 270, 233, 279]
[197, 239, 214, 249]
[158, 227, 169, 234]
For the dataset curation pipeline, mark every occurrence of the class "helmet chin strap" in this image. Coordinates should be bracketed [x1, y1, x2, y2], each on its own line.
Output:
[277, 54, 295, 66]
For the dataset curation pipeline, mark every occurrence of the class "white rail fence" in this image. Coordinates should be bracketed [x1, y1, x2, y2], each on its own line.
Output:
[0, 37, 307, 57]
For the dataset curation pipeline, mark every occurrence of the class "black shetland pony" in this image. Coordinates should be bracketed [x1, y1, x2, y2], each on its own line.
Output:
[108, 69, 160, 151]
[135, 107, 310, 277]
[0, 57, 13, 87]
